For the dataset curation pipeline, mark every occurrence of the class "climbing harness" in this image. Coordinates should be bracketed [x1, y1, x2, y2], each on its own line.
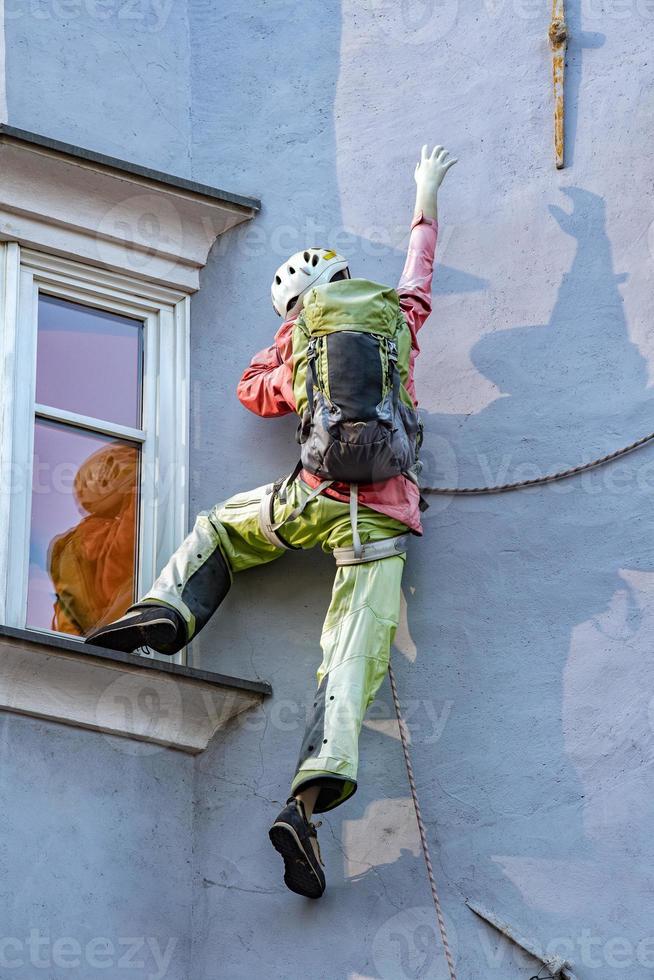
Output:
[333, 532, 410, 566]
[420, 429, 654, 495]
[259, 475, 410, 566]
[388, 658, 458, 980]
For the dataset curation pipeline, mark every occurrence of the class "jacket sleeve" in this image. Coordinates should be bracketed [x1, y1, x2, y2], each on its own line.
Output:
[397, 212, 438, 354]
[236, 325, 296, 418]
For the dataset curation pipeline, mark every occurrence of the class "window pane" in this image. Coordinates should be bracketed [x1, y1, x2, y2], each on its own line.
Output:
[26, 419, 140, 638]
[36, 294, 143, 428]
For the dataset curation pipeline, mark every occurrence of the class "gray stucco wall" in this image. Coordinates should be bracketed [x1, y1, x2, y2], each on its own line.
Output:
[4, 1, 654, 978]
[4, 0, 193, 174]
[0, 711, 193, 980]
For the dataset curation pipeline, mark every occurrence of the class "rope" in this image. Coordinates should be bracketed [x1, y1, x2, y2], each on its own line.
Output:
[388, 658, 457, 980]
[420, 429, 654, 495]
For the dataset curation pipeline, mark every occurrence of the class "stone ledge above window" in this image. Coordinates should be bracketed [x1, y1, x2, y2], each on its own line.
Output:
[0, 625, 272, 754]
[0, 125, 261, 292]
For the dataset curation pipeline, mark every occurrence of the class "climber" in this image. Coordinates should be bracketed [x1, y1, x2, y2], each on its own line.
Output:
[85, 144, 456, 899]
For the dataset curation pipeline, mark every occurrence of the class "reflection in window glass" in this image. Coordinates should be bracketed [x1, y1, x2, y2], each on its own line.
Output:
[36, 295, 143, 428]
[26, 419, 140, 637]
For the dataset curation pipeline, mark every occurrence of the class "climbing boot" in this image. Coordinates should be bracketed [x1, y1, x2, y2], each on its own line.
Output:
[269, 797, 326, 899]
[84, 605, 186, 655]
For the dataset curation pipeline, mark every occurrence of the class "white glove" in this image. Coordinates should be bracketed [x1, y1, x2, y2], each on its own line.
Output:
[414, 144, 457, 221]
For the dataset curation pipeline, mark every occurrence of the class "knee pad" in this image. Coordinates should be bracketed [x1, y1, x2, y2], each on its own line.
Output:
[180, 542, 231, 635]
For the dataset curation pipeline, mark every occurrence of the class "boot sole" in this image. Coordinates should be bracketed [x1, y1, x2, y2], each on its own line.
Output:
[269, 822, 325, 899]
[85, 617, 179, 655]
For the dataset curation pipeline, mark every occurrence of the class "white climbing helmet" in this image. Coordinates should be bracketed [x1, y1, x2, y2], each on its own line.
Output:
[271, 247, 350, 318]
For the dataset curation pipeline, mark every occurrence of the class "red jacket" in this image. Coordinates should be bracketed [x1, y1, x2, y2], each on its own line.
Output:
[237, 213, 438, 533]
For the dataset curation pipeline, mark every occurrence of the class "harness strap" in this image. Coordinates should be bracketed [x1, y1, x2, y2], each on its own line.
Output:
[349, 483, 362, 559]
[278, 460, 303, 504]
[272, 479, 332, 531]
[333, 533, 410, 566]
[258, 484, 296, 551]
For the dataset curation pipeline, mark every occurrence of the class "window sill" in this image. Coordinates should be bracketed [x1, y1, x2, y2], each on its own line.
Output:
[0, 625, 271, 753]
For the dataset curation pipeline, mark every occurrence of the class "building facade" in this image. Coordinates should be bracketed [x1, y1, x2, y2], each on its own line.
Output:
[1, 2, 653, 978]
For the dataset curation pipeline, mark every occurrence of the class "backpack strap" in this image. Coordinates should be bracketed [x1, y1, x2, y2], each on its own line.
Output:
[305, 338, 317, 415]
[387, 339, 400, 406]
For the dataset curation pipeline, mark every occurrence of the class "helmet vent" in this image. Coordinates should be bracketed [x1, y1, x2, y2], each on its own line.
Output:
[275, 275, 281, 285]
[286, 295, 299, 313]
[312, 254, 319, 266]
[329, 269, 348, 283]
[288, 266, 295, 275]
[303, 251, 310, 262]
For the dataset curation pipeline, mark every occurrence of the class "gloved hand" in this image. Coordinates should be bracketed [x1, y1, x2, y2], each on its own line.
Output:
[414, 144, 457, 221]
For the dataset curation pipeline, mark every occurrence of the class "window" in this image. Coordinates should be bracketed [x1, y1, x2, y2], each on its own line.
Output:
[0, 244, 189, 661]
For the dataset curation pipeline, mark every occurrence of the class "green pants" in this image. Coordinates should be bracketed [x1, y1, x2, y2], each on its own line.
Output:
[143, 479, 408, 813]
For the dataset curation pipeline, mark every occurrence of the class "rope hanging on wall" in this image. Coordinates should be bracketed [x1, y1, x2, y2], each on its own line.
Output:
[421, 429, 654, 496]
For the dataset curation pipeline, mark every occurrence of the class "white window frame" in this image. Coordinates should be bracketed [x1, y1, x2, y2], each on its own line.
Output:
[0, 242, 190, 663]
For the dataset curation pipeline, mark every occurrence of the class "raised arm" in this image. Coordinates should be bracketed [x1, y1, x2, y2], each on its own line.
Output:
[398, 144, 457, 348]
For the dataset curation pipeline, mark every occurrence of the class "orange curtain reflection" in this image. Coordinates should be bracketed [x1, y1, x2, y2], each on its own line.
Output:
[47, 442, 140, 637]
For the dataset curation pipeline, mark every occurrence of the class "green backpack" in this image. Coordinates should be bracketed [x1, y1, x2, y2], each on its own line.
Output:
[291, 278, 422, 485]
